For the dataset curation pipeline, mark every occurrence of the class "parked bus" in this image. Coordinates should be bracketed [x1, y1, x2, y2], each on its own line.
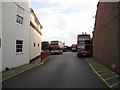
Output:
[42, 41, 50, 51]
[77, 34, 92, 57]
[71, 44, 77, 52]
[50, 40, 64, 54]
[63, 46, 71, 52]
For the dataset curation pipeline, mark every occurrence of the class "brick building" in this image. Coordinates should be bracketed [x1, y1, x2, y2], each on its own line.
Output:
[93, 1, 120, 73]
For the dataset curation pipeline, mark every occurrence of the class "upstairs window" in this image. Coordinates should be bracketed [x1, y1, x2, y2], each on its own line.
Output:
[0, 38, 1, 48]
[16, 40, 23, 53]
[38, 44, 39, 47]
[34, 43, 36, 47]
[16, 5, 24, 24]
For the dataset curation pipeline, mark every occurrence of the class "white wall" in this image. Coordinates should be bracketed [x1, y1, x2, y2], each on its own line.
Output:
[30, 27, 41, 60]
[0, 2, 2, 89]
[2, 2, 30, 70]
[0, 1, 2, 72]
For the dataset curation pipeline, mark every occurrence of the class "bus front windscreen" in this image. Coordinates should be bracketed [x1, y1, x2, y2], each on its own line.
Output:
[77, 45, 85, 50]
[78, 36, 90, 41]
[51, 41, 58, 45]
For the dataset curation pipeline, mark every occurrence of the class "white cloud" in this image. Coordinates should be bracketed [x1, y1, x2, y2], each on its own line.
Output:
[40, 10, 96, 45]
[36, 8, 58, 15]
[47, 0, 98, 7]
[30, 0, 120, 3]
[31, 0, 99, 46]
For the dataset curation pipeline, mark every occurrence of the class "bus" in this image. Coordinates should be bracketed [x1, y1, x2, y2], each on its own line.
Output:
[50, 40, 64, 54]
[71, 44, 77, 52]
[77, 34, 92, 57]
[42, 41, 50, 51]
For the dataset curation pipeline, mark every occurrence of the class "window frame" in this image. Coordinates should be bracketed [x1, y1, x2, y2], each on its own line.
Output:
[16, 5, 24, 25]
[34, 43, 36, 47]
[0, 38, 1, 48]
[16, 15, 23, 24]
[38, 44, 39, 47]
[16, 40, 23, 54]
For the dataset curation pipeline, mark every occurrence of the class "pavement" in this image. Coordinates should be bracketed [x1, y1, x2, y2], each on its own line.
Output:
[1, 56, 51, 83]
[1, 56, 120, 89]
[85, 58, 120, 89]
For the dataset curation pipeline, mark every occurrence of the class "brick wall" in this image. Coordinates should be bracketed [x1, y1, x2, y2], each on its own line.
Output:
[118, 2, 120, 73]
[93, 2, 120, 73]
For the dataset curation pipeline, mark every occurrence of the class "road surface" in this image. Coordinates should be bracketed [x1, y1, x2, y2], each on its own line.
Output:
[3, 52, 108, 88]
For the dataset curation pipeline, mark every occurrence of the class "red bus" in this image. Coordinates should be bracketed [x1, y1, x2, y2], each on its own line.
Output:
[50, 40, 64, 54]
[71, 44, 77, 52]
[42, 41, 50, 51]
[77, 34, 92, 57]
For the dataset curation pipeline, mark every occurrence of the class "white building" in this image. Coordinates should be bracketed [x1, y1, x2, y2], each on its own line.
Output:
[30, 8, 42, 62]
[0, 1, 2, 72]
[2, 1, 30, 71]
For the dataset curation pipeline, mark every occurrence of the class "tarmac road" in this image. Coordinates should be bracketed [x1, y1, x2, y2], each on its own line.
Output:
[2, 52, 108, 88]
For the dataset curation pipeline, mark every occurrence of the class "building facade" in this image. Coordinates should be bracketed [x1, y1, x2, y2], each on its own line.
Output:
[0, 1, 2, 72]
[2, 1, 30, 71]
[29, 8, 42, 62]
[93, 2, 120, 73]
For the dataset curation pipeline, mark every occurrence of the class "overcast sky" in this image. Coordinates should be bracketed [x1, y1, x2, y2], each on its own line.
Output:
[31, 0, 99, 46]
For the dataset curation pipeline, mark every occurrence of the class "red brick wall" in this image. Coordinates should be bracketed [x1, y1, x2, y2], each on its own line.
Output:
[118, 2, 120, 73]
[93, 2, 119, 73]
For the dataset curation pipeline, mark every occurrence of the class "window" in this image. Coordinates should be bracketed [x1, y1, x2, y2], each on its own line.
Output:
[77, 46, 85, 50]
[16, 5, 24, 24]
[16, 15, 23, 24]
[78, 41, 85, 44]
[51, 41, 58, 45]
[16, 40, 23, 53]
[85, 45, 91, 51]
[78, 36, 90, 41]
[38, 44, 39, 47]
[34, 43, 35, 47]
[0, 38, 1, 47]
[85, 40, 91, 44]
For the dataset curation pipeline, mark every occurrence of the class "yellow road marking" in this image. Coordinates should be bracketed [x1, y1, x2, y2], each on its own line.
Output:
[89, 64, 96, 71]
[96, 70, 111, 73]
[81, 59, 120, 89]
[99, 72, 114, 76]
[104, 75, 119, 81]
[88, 63, 111, 88]
[109, 82, 120, 88]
